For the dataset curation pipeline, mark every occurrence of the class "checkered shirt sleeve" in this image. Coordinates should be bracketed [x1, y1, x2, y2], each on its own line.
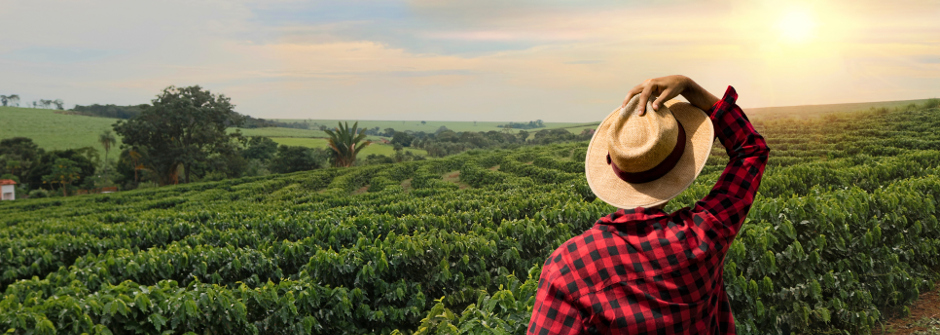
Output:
[528, 86, 769, 334]
[695, 86, 770, 240]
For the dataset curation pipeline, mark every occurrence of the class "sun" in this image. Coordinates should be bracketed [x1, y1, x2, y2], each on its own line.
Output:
[776, 10, 816, 43]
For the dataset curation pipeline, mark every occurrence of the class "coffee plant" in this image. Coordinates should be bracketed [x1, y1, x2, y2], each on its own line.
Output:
[2, 101, 940, 334]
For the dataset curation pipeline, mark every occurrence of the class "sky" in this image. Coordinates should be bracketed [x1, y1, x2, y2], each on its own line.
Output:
[0, 0, 938, 122]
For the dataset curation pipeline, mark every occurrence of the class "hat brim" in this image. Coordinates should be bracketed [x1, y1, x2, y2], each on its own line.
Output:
[585, 101, 714, 209]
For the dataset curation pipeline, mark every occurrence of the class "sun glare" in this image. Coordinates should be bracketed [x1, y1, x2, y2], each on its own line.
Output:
[776, 10, 816, 43]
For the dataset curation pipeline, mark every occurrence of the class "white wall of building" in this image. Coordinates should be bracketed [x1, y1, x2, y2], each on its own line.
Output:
[1, 184, 14, 200]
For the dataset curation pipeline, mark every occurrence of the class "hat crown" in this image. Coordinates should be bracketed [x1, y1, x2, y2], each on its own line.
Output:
[606, 95, 680, 173]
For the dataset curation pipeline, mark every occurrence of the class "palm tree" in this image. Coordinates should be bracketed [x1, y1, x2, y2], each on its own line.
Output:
[325, 121, 371, 167]
[99, 130, 117, 169]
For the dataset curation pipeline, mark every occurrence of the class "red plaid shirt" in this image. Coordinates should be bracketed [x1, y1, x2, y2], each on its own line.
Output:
[529, 86, 769, 334]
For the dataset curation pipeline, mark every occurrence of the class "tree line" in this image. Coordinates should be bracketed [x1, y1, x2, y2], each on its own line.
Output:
[498, 119, 545, 129]
[71, 103, 310, 129]
[0, 95, 65, 109]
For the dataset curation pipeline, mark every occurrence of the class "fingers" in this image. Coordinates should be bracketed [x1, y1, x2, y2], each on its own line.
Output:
[652, 86, 678, 111]
[636, 82, 656, 116]
[622, 75, 689, 115]
[622, 84, 643, 109]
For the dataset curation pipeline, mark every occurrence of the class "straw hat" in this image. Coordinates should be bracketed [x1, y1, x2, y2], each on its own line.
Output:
[585, 94, 714, 208]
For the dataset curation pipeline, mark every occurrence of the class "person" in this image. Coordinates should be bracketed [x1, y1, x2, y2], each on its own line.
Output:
[528, 75, 770, 334]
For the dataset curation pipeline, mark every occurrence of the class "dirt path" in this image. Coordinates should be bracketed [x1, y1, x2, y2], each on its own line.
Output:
[874, 284, 940, 335]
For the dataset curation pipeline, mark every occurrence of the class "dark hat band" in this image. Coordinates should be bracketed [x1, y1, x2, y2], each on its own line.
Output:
[607, 120, 686, 184]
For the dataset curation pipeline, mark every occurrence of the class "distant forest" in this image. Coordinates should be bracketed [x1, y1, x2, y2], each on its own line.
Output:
[71, 104, 309, 129]
[72, 104, 146, 119]
[498, 119, 545, 129]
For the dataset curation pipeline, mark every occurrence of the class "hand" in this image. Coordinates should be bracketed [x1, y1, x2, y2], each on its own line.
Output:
[621, 75, 718, 115]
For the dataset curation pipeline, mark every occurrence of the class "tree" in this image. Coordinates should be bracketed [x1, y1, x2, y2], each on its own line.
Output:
[394, 144, 405, 163]
[0, 95, 6, 106]
[8, 95, 19, 107]
[28, 149, 95, 191]
[113, 85, 244, 185]
[42, 158, 80, 196]
[73, 104, 146, 119]
[98, 130, 117, 166]
[0, 137, 44, 187]
[53, 99, 65, 110]
[73, 147, 100, 166]
[325, 121, 371, 167]
[269, 145, 325, 173]
[114, 149, 146, 187]
[391, 131, 414, 147]
[242, 136, 278, 161]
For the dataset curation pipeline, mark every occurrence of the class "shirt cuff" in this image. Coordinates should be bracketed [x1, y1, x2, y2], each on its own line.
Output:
[708, 86, 738, 119]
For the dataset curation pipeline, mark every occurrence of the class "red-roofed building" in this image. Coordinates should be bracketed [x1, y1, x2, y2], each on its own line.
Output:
[0, 179, 15, 201]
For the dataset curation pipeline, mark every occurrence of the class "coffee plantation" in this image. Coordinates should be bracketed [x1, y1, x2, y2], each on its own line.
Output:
[2, 101, 940, 334]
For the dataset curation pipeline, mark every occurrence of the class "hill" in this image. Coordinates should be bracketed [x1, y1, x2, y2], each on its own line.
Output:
[0, 106, 121, 158]
[2, 99, 940, 333]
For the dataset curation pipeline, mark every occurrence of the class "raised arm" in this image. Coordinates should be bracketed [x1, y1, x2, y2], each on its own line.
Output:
[693, 85, 770, 239]
[624, 75, 769, 241]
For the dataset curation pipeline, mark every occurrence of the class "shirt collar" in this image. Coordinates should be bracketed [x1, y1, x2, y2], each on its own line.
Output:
[598, 207, 668, 225]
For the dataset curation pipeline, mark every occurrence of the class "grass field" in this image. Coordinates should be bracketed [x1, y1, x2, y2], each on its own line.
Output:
[0, 106, 121, 160]
[268, 137, 428, 156]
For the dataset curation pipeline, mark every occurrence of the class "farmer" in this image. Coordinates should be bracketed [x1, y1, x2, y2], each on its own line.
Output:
[528, 75, 770, 334]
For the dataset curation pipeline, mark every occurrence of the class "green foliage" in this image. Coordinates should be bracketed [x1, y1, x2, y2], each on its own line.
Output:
[241, 137, 279, 162]
[325, 122, 372, 167]
[924, 98, 940, 109]
[72, 104, 146, 119]
[0, 106, 120, 162]
[499, 119, 545, 129]
[41, 158, 81, 196]
[391, 132, 415, 147]
[269, 145, 327, 174]
[112, 85, 244, 185]
[98, 130, 117, 162]
[27, 189, 50, 199]
[0, 137, 43, 186]
[1, 101, 940, 334]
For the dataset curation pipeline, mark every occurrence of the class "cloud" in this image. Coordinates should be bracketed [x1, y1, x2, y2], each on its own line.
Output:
[0, 0, 937, 122]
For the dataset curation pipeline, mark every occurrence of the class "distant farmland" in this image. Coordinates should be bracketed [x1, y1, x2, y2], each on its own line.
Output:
[3, 98, 933, 160]
[0, 106, 120, 160]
